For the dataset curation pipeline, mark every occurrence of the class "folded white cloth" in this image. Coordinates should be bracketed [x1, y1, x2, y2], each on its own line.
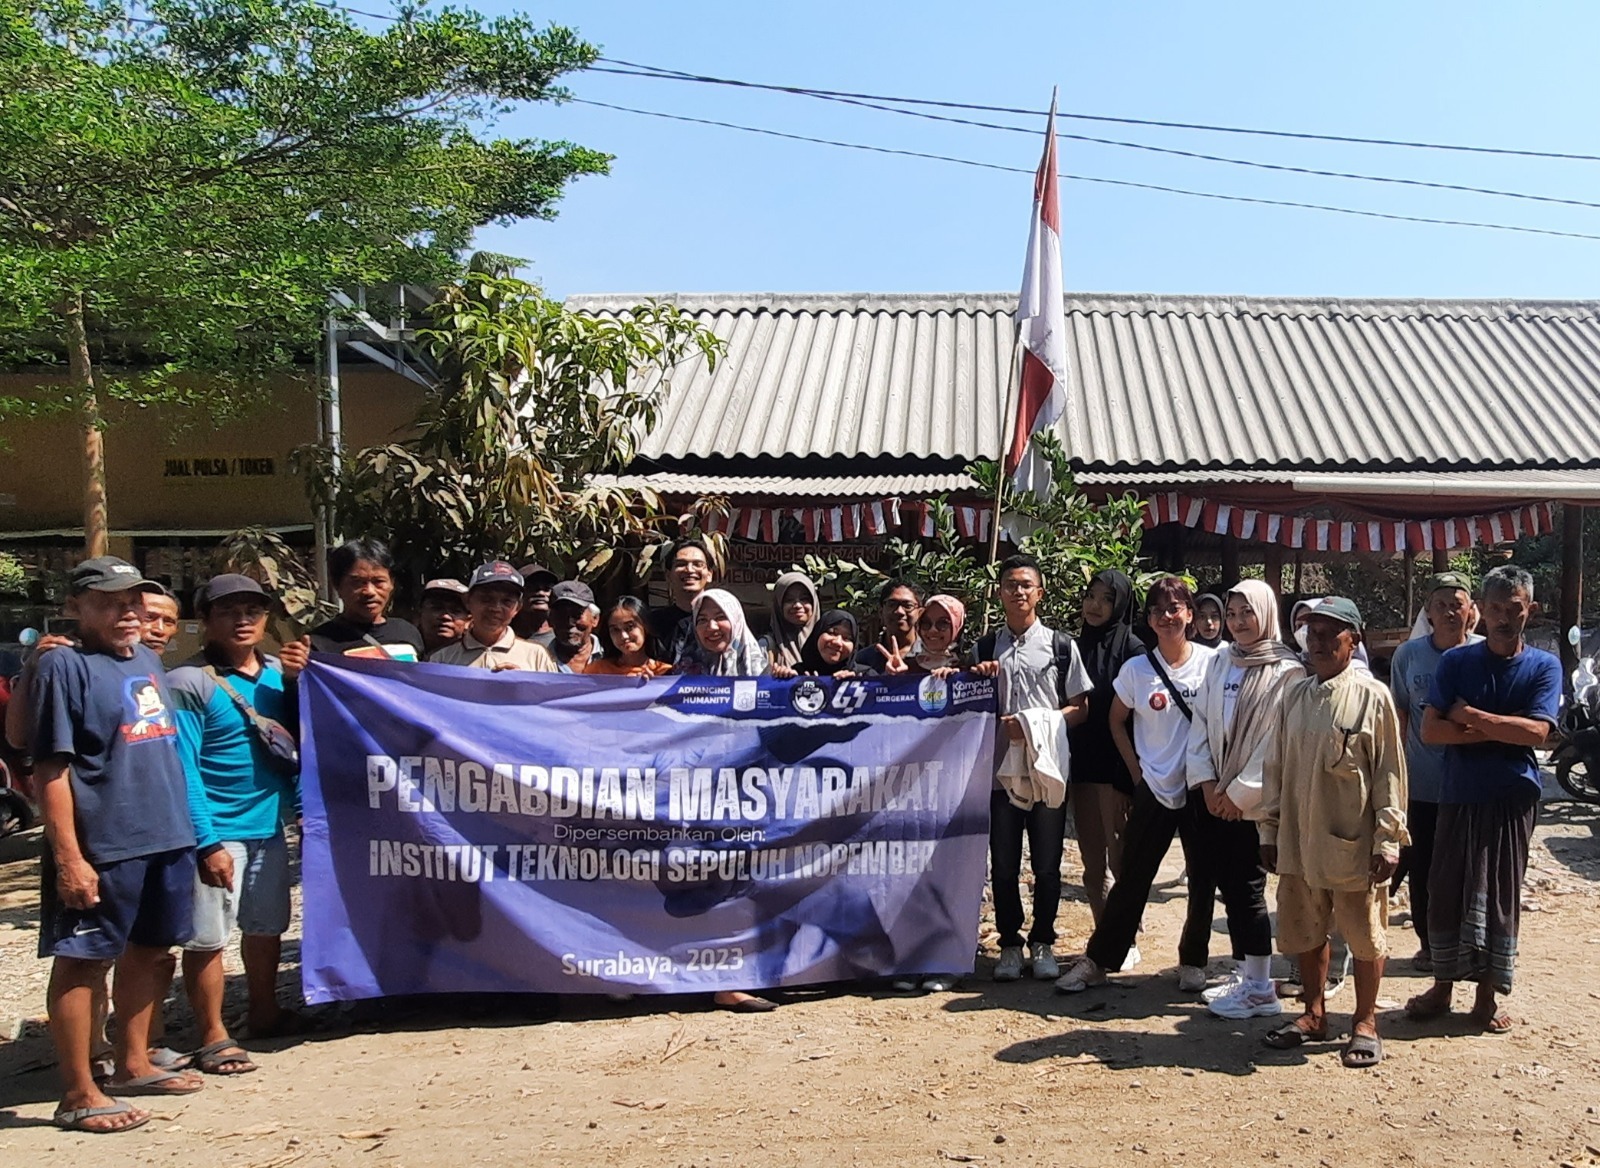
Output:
[996, 707, 1071, 810]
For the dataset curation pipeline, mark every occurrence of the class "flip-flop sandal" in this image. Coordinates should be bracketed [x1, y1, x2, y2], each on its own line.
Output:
[105, 1069, 204, 1096]
[1404, 992, 1452, 1020]
[149, 1045, 194, 1071]
[53, 1100, 152, 1133]
[1472, 1010, 1513, 1034]
[1341, 1033, 1383, 1068]
[1263, 1020, 1328, 1049]
[193, 1038, 258, 1075]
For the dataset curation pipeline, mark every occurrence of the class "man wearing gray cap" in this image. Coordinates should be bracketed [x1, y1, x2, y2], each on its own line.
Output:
[30, 557, 202, 1131]
[532, 580, 602, 673]
[417, 578, 469, 657]
[167, 575, 308, 1068]
[429, 562, 556, 671]
[1260, 598, 1408, 1068]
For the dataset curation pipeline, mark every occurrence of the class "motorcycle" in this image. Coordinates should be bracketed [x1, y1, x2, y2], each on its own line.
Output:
[1553, 625, 1600, 804]
[0, 628, 40, 838]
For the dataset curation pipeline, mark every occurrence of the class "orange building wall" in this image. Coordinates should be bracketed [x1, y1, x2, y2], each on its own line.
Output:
[0, 367, 424, 533]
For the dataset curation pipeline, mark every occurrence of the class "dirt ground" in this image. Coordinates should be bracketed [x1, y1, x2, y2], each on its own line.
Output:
[1, 790, 1598, 1168]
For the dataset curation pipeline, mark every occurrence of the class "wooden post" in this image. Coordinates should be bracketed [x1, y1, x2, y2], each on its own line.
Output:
[1560, 503, 1585, 675]
[1432, 547, 1449, 572]
[1293, 549, 1304, 596]
[1264, 544, 1285, 598]
[1404, 549, 1416, 628]
[1220, 534, 1240, 587]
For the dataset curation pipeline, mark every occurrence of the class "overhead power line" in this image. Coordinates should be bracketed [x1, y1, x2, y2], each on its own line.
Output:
[597, 58, 1600, 165]
[572, 99, 1600, 243]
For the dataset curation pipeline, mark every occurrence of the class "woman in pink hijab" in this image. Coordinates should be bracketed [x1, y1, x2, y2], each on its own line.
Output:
[909, 594, 966, 673]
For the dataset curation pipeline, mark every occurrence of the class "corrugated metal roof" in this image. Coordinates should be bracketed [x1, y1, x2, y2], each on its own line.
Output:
[592, 472, 973, 496]
[567, 293, 1600, 472]
[596, 466, 1600, 499]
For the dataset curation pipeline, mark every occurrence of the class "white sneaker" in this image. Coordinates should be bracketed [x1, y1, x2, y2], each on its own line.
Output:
[1053, 956, 1107, 993]
[1201, 969, 1245, 1003]
[1207, 979, 1284, 1020]
[922, 975, 959, 993]
[1029, 942, 1060, 981]
[1120, 946, 1142, 972]
[994, 946, 1025, 981]
[1176, 965, 1208, 993]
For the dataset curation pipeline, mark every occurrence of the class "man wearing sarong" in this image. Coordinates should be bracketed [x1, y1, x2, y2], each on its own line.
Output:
[1409, 566, 1560, 1034]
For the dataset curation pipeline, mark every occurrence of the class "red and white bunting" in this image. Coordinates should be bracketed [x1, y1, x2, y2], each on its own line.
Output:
[1141, 492, 1555, 553]
[683, 492, 1554, 550]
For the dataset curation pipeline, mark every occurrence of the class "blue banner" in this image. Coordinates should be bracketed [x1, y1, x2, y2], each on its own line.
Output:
[298, 656, 997, 1000]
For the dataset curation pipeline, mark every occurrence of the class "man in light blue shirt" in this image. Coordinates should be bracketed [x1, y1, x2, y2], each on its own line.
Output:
[168, 575, 307, 1065]
[1388, 572, 1480, 972]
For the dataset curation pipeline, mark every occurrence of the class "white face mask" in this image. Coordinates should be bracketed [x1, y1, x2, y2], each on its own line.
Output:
[1294, 625, 1311, 654]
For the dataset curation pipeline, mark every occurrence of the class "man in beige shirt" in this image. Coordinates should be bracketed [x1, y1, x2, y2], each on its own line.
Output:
[428, 562, 556, 672]
[1259, 597, 1407, 1068]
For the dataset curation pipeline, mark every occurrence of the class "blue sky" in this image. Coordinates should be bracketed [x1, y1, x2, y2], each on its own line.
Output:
[453, 1, 1600, 300]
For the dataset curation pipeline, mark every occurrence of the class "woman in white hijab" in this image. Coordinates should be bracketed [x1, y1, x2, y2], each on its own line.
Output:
[675, 589, 770, 678]
[670, 588, 778, 1012]
[1185, 579, 1305, 1017]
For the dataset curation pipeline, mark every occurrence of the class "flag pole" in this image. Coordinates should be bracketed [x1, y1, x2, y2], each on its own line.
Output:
[988, 319, 1024, 568]
[981, 321, 1023, 635]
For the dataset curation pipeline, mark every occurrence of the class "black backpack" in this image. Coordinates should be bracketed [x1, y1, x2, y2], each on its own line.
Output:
[975, 628, 1079, 708]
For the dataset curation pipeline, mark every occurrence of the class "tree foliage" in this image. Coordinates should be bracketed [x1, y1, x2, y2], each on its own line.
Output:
[792, 432, 1154, 637]
[299, 274, 723, 592]
[0, 0, 609, 548]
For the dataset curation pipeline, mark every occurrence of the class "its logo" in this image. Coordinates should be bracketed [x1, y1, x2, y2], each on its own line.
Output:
[732, 681, 757, 712]
[830, 681, 869, 714]
[917, 674, 950, 713]
[121, 675, 176, 743]
[1149, 692, 1168, 712]
[791, 679, 828, 716]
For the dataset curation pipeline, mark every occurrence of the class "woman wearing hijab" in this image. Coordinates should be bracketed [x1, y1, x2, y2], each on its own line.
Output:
[670, 589, 777, 1012]
[1070, 570, 1143, 935]
[762, 572, 820, 670]
[799, 611, 861, 677]
[1192, 594, 1226, 650]
[674, 589, 770, 678]
[909, 594, 966, 673]
[1185, 579, 1306, 1017]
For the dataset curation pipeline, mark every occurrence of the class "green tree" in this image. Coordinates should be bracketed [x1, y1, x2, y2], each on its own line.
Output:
[0, 0, 608, 554]
[299, 272, 722, 591]
[792, 432, 1153, 640]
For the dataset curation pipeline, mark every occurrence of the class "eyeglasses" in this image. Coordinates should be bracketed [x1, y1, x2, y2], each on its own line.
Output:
[883, 600, 918, 611]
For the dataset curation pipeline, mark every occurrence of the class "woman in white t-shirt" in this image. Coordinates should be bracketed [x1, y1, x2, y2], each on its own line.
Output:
[1054, 578, 1218, 994]
[1185, 579, 1305, 1019]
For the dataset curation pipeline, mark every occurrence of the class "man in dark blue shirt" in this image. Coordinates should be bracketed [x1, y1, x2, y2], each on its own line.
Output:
[1410, 565, 1561, 1035]
[31, 557, 203, 1132]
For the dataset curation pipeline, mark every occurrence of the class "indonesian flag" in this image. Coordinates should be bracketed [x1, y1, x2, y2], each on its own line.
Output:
[1006, 91, 1067, 498]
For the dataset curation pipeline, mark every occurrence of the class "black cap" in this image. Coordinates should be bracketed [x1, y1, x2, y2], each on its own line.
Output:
[518, 562, 559, 586]
[550, 580, 595, 609]
[468, 561, 525, 591]
[198, 573, 271, 613]
[69, 556, 161, 595]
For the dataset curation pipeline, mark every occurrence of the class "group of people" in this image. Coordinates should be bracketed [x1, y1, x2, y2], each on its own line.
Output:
[1, 534, 1563, 1132]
